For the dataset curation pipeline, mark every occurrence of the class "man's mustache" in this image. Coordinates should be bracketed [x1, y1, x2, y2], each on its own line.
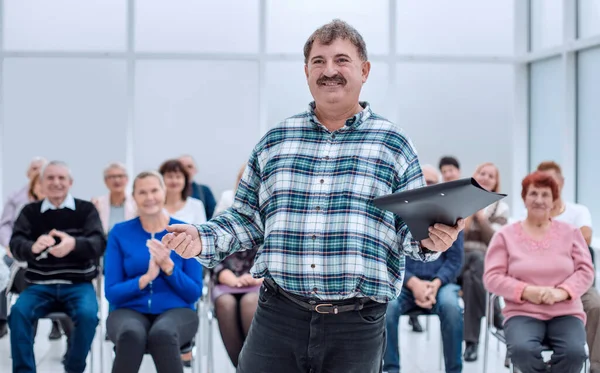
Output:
[317, 75, 346, 85]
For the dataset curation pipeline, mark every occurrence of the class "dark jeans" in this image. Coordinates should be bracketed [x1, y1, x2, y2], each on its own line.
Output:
[107, 307, 199, 373]
[384, 283, 463, 373]
[8, 282, 98, 373]
[237, 281, 387, 373]
[505, 315, 587, 373]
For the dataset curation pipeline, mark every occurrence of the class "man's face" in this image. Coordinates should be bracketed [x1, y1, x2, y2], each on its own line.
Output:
[41, 164, 72, 201]
[541, 169, 564, 193]
[441, 165, 460, 182]
[304, 38, 370, 108]
[179, 156, 197, 179]
[104, 167, 128, 194]
[27, 160, 45, 180]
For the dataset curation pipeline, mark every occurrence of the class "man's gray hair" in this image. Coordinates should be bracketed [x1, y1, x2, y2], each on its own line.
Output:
[303, 19, 368, 64]
[132, 170, 165, 193]
[103, 162, 128, 178]
[39, 160, 72, 179]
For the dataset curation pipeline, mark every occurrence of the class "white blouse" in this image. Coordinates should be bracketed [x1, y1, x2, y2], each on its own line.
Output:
[170, 197, 207, 224]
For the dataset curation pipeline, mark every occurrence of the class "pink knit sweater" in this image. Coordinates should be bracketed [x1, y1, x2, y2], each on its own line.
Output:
[483, 220, 594, 323]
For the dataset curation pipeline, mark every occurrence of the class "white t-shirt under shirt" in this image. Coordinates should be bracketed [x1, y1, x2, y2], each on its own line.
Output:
[553, 201, 593, 229]
[170, 197, 207, 224]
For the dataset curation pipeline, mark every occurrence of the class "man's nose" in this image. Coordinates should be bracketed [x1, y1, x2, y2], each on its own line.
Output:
[323, 61, 338, 77]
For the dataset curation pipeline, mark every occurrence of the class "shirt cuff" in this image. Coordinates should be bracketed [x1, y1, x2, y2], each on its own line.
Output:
[513, 281, 527, 304]
[557, 284, 575, 301]
[195, 224, 217, 263]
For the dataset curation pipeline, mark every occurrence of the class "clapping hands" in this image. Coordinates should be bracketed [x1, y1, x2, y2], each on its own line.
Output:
[522, 286, 569, 305]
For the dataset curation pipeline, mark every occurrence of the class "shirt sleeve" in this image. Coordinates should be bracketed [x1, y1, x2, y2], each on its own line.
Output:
[557, 226, 595, 300]
[104, 228, 147, 305]
[195, 151, 264, 268]
[393, 136, 440, 262]
[483, 231, 527, 304]
[574, 205, 593, 230]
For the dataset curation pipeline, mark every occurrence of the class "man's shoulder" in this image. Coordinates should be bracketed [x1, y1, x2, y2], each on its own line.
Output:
[566, 201, 591, 215]
[74, 198, 96, 212]
[19, 200, 43, 215]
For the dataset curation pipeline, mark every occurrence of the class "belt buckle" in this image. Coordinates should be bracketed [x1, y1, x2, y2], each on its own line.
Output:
[314, 303, 337, 314]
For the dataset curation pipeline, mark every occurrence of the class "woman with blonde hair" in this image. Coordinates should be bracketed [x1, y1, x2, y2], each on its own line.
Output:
[105, 171, 202, 373]
[461, 162, 510, 362]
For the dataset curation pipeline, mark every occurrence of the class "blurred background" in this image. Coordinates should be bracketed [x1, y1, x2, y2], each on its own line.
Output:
[1, 1, 600, 372]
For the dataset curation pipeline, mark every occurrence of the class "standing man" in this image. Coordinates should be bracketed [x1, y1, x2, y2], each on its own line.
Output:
[8, 161, 105, 373]
[439, 156, 461, 182]
[537, 161, 600, 373]
[178, 154, 217, 219]
[164, 20, 463, 373]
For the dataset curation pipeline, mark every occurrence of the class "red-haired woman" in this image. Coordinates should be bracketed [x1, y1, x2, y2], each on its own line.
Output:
[484, 171, 594, 373]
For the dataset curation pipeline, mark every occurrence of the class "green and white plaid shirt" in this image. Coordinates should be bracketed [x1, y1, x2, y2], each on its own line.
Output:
[196, 102, 439, 301]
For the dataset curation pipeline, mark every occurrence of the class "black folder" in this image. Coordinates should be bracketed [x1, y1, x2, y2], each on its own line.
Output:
[372, 178, 507, 241]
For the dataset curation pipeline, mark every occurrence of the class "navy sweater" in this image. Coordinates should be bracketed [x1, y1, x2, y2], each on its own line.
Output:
[10, 199, 106, 283]
[104, 217, 203, 314]
[403, 231, 464, 286]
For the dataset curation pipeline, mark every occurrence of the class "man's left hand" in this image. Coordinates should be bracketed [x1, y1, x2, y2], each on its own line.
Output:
[420, 219, 465, 252]
[48, 230, 76, 258]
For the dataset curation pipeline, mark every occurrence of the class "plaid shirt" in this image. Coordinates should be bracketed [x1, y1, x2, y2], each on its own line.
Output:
[196, 102, 439, 301]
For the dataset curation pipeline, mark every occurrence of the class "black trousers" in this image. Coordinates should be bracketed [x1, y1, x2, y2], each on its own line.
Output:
[107, 308, 198, 373]
[505, 315, 587, 373]
[460, 249, 503, 343]
[237, 282, 387, 373]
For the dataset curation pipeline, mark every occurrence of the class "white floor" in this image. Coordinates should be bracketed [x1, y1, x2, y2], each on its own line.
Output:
[0, 309, 512, 373]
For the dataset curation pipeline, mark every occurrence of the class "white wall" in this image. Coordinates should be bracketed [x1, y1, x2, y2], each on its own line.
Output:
[0, 0, 516, 208]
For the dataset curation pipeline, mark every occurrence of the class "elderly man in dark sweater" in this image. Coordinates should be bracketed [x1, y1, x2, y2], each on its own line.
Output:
[8, 161, 106, 373]
[384, 228, 464, 373]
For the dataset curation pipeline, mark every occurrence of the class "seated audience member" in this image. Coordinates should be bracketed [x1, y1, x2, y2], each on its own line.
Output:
[461, 162, 509, 362]
[484, 171, 594, 373]
[438, 156, 461, 182]
[212, 164, 261, 367]
[178, 154, 216, 219]
[105, 171, 202, 373]
[91, 162, 136, 234]
[384, 166, 464, 373]
[0, 157, 67, 340]
[159, 159, 205, 366]
[407, 164, 440, 332]
[8, 161, 106, 373]
[159, 159, 206, 224]
[537, 160, 600, 373]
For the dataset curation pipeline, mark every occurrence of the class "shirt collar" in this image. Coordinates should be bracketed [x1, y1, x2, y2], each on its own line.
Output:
[40, 194, 76, 213]
[308, 101, 372, 130]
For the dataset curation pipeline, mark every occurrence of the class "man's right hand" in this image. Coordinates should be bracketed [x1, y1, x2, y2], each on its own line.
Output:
[162, 224, 202, 259]
[32, 235, 56, 254]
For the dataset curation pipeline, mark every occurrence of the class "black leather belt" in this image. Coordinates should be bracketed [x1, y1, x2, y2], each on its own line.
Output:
[263, 279, 382, 315]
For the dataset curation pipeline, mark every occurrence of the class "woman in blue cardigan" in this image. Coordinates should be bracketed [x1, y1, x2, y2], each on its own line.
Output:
[105, 170, 202, 373]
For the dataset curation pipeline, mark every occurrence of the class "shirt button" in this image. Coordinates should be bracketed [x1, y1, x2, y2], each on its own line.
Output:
[313, 287, 318, 292]
[331, 134, 336, 139]
[312, 235, 317, 240]
[316, 206, 320, 211]
[324, 156, 330, 160]
[320, 179, 324, 184]
[311, 264, 316, 268]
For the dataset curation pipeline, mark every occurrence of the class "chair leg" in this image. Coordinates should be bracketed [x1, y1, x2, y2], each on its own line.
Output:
[509, 360, 514, 373]
[207, 309, 214, 373]
[426, 316, 430, 341]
